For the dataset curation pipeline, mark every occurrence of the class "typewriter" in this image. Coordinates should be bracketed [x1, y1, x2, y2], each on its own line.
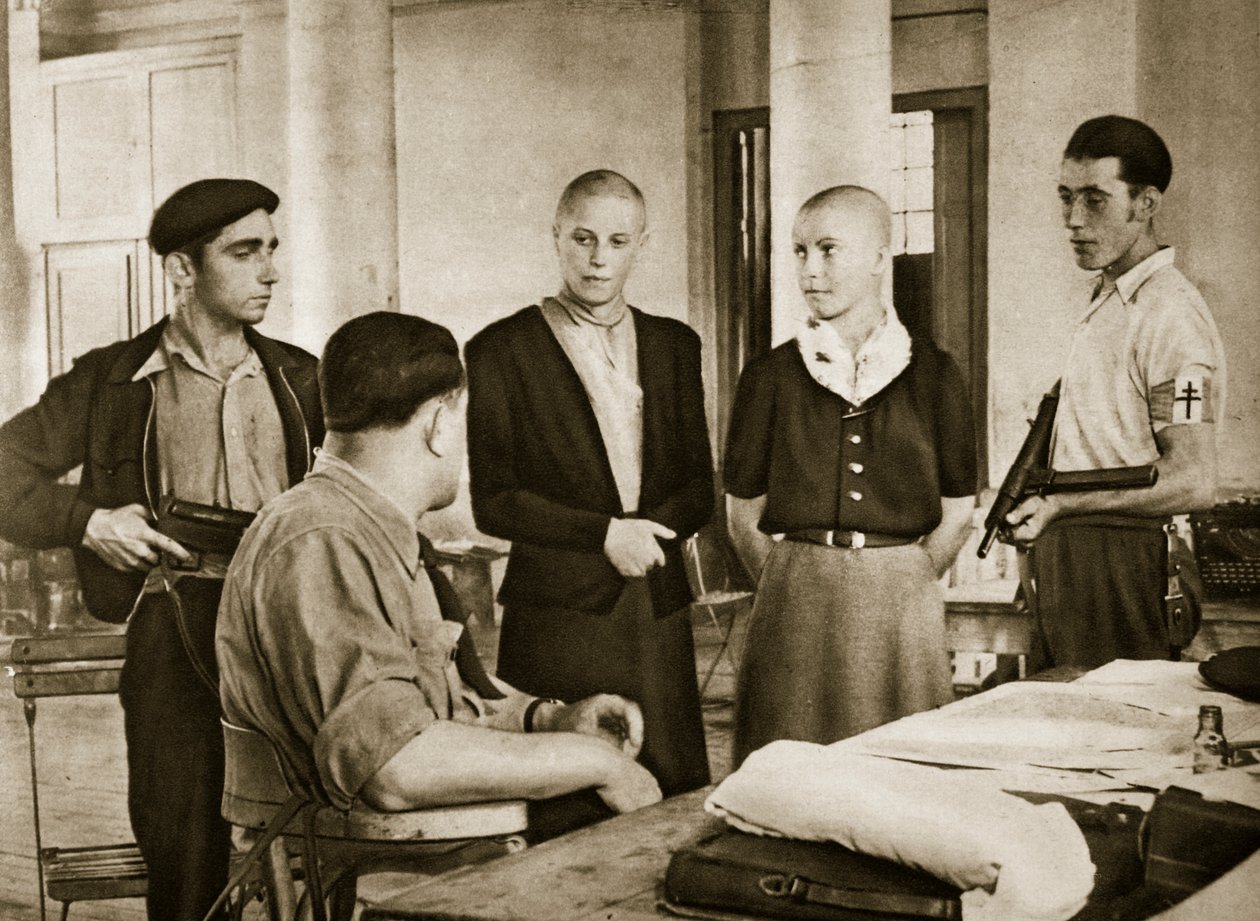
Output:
[1189, 498, 1260, 599]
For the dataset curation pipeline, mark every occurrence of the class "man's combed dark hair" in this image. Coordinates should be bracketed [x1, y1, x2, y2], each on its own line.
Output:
[1064, 115, 1173, 193]
[319, 311, 464, 433]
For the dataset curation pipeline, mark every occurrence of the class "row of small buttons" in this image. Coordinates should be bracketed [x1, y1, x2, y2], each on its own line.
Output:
[846, 433, 864, 501]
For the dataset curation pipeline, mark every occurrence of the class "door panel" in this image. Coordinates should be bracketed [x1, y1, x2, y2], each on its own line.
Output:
[52, 76, 146, 224]
[149, 62, 238, 207]
[45, 240, 139, 375]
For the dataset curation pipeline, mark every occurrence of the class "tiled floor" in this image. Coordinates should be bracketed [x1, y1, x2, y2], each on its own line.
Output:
[0, 606, 745, 920]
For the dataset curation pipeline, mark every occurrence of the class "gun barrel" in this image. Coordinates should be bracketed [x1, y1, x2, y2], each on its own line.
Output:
[977, 527, 1000, 560]
[1043, 465, 1158, 492]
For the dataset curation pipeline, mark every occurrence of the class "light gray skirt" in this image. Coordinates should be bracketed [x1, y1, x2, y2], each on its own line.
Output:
[732, 538, 953, 766]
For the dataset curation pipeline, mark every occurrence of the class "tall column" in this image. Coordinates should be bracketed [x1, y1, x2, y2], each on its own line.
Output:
[287, 0, 398, 354]
[769, 0, 892, 342]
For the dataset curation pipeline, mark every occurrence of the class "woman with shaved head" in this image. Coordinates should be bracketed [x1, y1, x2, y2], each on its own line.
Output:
[724, 186, 977, 765]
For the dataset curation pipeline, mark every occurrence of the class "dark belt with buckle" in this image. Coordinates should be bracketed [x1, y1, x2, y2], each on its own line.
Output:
[784, 529, 916, 549]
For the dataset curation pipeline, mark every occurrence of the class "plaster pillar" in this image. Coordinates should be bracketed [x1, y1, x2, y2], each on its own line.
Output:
[768, 0, 892, 342]
[287, 0, 398, 354]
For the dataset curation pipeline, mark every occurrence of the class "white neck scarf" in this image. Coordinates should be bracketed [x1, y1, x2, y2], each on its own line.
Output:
[795, 307, 912, 406]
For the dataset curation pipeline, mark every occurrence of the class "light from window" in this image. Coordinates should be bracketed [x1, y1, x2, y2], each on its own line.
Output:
[889, 110, 934, 256]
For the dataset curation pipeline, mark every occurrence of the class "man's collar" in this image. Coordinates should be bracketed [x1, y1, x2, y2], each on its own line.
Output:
[1114, 246, 1174, 303]
[311, 451, 422, 577]
[131, 312, 263, 383]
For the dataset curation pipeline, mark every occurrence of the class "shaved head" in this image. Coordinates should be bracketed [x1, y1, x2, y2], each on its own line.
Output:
[797, 185, 891, 249]
[556, 169, 646, 232]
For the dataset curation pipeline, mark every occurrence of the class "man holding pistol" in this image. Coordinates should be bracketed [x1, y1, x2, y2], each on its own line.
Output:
[1003, 116, 1225, 669]
[0, 179, 323, 920]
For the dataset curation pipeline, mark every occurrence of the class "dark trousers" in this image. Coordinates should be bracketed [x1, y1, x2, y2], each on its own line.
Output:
[1029, 520, 1170, 671]
[498, 581, 710, 797]
[119, 580, 230, 921]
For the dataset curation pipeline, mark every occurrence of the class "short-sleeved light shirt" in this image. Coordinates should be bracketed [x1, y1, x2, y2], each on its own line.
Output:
[1051, 247, 1225, 471]
[217, 451, 531, 811]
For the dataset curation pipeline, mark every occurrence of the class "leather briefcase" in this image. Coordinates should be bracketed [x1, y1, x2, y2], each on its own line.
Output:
[1142, 785, 1260, 899]
[661, 830, 962, 921]
[661, 797, 1150, 921]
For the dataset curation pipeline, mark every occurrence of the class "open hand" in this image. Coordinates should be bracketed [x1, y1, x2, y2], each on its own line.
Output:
[604, 518, 676, 578]
[82, 503, 193, 571]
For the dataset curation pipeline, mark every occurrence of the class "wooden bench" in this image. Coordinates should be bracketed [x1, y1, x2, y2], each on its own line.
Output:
[8, 633, 146, 921]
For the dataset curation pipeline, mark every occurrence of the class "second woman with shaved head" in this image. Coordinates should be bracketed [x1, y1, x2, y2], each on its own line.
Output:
[725, 186, 977, 765]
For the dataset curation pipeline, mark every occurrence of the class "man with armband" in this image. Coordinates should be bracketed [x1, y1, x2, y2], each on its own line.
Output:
[1000, 117, 1225, 669]
[0, 179, 323, 921]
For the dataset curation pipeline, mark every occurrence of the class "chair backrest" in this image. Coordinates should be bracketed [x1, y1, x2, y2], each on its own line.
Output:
[221, 720, 297, 830]
[7, 633, 150, 908]
[682, 525, 755, 601]
[9, 633, 127, 698]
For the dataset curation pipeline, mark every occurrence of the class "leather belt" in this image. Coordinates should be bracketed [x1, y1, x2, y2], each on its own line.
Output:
[784, 529, 915, 549]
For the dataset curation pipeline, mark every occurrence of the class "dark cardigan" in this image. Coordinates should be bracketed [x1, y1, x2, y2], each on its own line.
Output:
[466, 304, 714, 617]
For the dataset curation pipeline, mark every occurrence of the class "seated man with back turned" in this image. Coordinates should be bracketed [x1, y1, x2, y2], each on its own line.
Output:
[217, 311, 661, 828]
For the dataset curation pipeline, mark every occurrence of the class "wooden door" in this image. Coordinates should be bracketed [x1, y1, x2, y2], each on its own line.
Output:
[894, 88, 989, 481]
[44, 240, 143, 375]
[712, 107, 771, 467]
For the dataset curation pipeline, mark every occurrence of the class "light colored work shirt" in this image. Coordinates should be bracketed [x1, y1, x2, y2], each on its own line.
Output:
[541, 290, 644, 512]
[217, 451, 533, 812]
[133, 315, 289, 512]
[1051, 247, 1225, 471]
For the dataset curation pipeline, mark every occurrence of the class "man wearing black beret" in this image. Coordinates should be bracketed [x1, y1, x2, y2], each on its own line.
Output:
[0, 178, 324, 920]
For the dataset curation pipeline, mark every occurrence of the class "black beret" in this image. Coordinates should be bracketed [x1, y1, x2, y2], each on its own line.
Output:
[149, 178, 280, 257]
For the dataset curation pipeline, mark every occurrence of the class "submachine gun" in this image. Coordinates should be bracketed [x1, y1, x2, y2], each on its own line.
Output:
[977, 383, 1159, 559]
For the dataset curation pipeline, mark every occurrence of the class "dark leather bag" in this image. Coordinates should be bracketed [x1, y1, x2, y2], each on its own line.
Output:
[662, 830, 962, 921]
[662, 797, 1149, 921]
[1142, 786, 1260, 899]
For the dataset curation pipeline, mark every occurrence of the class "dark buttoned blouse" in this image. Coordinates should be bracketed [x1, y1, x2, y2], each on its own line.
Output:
[723, 339, 977, 537]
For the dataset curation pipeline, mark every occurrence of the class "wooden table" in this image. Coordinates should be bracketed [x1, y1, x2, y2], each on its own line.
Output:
[362, 787, 719, 921]
[362, 664, 1260, 921]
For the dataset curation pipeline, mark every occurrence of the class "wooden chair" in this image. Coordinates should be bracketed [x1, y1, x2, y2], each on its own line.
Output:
[682, 528, 755, 703]
[211, 720, 528, 921]
[8, 633, 146, 921]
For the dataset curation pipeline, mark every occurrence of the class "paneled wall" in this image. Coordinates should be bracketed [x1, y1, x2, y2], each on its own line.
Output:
[7, 19, 239, 405]
[392, 2, 691, 347]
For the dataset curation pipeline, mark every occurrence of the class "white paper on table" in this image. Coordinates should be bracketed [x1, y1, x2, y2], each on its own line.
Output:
[1072, 659, 1260, 721]
[839, 682, 1190, 773]
[1104, 765, 1260, 812]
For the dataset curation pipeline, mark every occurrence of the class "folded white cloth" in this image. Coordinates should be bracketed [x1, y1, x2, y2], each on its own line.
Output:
[705, 741, 1095, 921]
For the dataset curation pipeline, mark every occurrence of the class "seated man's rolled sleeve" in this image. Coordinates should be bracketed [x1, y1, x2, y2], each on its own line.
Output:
[255, 530, 440, 811]
[315, 679, 436, 811]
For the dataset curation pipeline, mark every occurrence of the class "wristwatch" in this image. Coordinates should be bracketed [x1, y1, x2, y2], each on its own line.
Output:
[523, 697, 562, 733]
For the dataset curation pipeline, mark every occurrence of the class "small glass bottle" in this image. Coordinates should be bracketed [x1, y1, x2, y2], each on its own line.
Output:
[1192, 704, 1229, 773]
